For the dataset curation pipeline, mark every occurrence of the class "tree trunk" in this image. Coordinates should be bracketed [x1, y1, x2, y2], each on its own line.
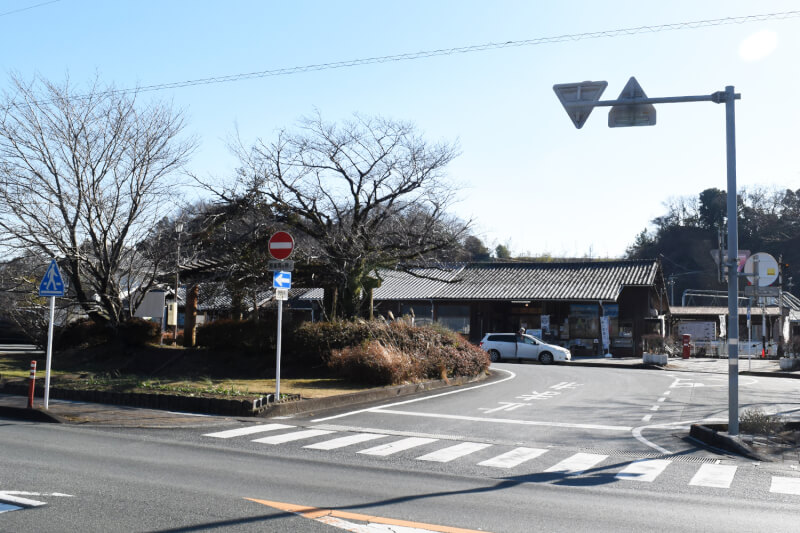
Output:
[323, 285, 338, 321]
[231, 289, 244, 320]
[183, 284, 199, 347]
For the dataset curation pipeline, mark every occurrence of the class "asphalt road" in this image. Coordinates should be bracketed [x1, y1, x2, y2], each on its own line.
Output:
[3, 363, 800, 532]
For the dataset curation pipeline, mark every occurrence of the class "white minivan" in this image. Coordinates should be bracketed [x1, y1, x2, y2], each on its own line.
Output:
[479, 333, 571, 364]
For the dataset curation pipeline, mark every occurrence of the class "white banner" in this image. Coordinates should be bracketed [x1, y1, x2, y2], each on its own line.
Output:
[600, 316, 610, 350]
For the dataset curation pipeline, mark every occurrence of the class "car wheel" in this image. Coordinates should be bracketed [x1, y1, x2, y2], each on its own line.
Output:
[488, 350, 501, 363]
[539, 352, 554, 365]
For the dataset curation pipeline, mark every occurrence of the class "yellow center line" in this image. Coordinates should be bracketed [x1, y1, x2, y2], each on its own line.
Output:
[246, 497, 492, 533]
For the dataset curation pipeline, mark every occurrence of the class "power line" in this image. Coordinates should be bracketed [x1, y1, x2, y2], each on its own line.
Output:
[0, 0, 60, 18]
[121, 9, 800, 96]
[5, 8, 800, 104]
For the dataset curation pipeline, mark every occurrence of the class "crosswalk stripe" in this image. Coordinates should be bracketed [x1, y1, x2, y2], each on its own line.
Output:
[417, 442, 492, 463]
[478, 447, 548, 468]
[689, 464, 738, 488]
[253, 429, 335, 445]
[544, 452, 608, 476]
[770, 476, 800, 495]
[358, 437, 438, 456]
[304, 433, 387, 450]
[203, 423, 295, 438]
[616, 459, 672, 482]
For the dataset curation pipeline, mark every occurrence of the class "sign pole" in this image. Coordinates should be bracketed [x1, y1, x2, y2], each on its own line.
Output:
[554, 78, 741, 435]
[44, 295, 56, 410]
[724, 85, 739, 436]
[275, 298, 283, 401]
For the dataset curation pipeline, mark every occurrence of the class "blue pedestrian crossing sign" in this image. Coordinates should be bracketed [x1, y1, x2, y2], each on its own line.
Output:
[273, 271, 291, 289]
[39, 259, 66, 297]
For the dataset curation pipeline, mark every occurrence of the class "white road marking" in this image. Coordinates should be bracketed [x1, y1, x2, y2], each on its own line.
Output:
[416, 442, 491, 463]
[632, 418, 727, 455]
[373, 409, 632, 432]
[480, 402, 528, 413]
[253, 429, 334, 445]
[313, 369, 517, 422]
[1, 491, 73, 498]
[641, 414, 652, 422]
[478, 447, 548, 468]
[358, 437, 438, 457]
[203, 423, 295, 438]
[649, 405, 660, 411]
[657, 397, 666, 403]
[0, 493, 46, 507]
[616, 459, 671, 482]
[770, 476, 800, 495]
[689, 464, 738, 488]
[544, 452, 608, 476]
[304, 433, 387, 450]
[663, 391, 671, 396]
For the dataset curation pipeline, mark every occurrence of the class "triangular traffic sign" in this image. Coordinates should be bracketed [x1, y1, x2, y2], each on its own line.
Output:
[608, 77, 656, 127]
[553, 81, 608, 129]
[39, 259, 66, 297]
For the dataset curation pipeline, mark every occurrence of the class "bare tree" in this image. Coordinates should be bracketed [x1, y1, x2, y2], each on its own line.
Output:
[224, 112, 468, 319]
[0, 75, 195, 325]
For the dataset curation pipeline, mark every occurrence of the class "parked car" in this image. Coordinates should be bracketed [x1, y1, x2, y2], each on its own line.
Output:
[479, 333, 571, 364]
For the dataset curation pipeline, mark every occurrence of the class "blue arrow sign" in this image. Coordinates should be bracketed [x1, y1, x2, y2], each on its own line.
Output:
[273, 271, 291, 289]
[39, 259, 66, 297]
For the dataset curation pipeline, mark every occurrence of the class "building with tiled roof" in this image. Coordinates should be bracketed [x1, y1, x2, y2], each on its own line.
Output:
[304, 259, 668, 357]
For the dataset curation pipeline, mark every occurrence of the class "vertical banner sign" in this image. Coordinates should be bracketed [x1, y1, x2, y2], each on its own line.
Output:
[541, 315, 550, 335]
[600, 316, 610, 353]
[38, 259, 66, 410]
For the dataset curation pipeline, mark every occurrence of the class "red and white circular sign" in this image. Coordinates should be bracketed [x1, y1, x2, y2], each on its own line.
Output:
[268, 231, 294, 260]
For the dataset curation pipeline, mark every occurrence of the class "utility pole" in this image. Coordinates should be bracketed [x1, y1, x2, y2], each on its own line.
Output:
[554, 77, 741, 435]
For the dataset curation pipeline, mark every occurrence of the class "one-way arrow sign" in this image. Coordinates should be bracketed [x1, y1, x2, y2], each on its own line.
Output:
[38, 259, 66, 297]
[273, 271, 291, 289]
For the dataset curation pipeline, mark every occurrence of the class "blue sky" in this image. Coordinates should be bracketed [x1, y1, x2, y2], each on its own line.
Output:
[2, 0, 799, 257]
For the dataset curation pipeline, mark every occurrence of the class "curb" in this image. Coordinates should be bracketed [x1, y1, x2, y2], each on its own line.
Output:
[689, 423, 767, 461]
[740, 370, 800, 379]
[255, 372, 492, 418]
[0, 404, 64, 423]
[0, 371, 492, 422]
[568, 361, 653, 370]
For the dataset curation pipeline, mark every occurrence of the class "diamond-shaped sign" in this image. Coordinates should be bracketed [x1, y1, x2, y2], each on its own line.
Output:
[609, 77, 656, 128]
[553, 81, 608, 129]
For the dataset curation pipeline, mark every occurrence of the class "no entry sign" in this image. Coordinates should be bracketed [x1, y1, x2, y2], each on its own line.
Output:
[268, 231, 294, 260]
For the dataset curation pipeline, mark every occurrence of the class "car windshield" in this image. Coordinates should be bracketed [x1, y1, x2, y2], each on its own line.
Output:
[522, 335, 538, 345]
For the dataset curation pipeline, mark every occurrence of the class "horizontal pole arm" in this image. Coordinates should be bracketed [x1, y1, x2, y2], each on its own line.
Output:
[564, 92, 741, 108]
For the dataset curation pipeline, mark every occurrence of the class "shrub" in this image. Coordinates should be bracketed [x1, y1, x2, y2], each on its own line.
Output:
[740, 408, 784, 435]
[117, 318, 161, 346]
[55, 319, 112, 350]
[196, 319, 273, 353]
[328, 341, 417, 385]
[320, 319, 489, 385]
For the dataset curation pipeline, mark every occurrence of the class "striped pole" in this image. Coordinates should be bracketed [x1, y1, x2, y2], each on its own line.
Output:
[28, 360, 37, 408]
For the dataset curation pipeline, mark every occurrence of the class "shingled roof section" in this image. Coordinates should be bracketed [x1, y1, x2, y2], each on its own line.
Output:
[372, 260, 661, 302]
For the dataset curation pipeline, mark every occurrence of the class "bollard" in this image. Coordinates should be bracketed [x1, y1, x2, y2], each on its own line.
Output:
[28, 360, 37, 409]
